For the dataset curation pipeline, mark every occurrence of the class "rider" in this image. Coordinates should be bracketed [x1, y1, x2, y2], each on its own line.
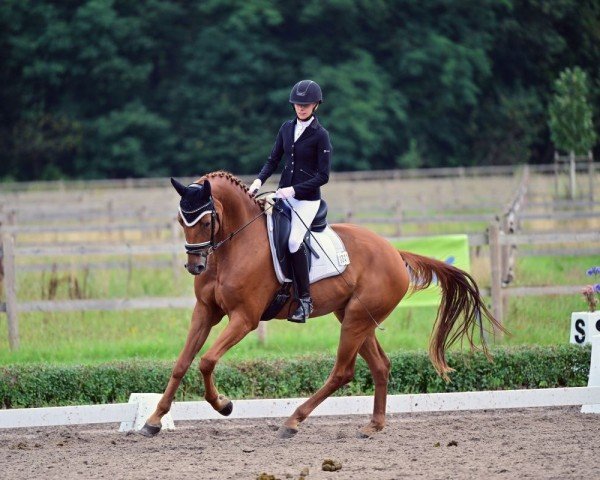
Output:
[249, 80, 332, 323]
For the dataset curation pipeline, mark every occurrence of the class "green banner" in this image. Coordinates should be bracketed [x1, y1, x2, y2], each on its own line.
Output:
[391, 234, 470, 307]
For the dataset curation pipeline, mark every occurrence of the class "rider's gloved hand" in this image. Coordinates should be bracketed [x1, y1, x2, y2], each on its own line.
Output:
[249, 179, 262, 196]
[275, 186, 295, 200]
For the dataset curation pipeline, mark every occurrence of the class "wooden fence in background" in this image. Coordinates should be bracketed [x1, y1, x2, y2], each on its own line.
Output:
[1, 163, 599, 349]
[3, 226, 599, 349]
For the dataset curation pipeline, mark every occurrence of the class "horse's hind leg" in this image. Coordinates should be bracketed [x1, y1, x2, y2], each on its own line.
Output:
[140, 302, 218, 437]
[357, 334, 391, 438]
[278, 309, 374, 438]
[335, 311, 391, 438]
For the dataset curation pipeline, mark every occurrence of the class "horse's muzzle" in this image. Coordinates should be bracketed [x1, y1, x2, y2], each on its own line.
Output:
[185, 255, 207, 275]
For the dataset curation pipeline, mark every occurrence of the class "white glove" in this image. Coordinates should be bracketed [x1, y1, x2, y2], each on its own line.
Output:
[275, 186, 295, 199]
[249, 179, 262, 196]
[264, 193, 276, 215]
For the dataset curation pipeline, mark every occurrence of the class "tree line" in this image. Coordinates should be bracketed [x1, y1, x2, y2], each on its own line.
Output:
[1, 0, 598, 181]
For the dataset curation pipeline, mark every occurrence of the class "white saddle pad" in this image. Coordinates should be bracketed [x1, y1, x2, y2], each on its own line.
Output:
[266, 214, 350, 284]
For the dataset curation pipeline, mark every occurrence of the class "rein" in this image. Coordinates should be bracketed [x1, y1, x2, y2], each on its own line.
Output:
[212, 203, 274, 252]
[184, 193, 275, 257]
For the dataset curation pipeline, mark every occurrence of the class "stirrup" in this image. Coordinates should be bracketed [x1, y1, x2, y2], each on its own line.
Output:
[287, 297, 313, 323]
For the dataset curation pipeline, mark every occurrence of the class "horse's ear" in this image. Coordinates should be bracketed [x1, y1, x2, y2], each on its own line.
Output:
[203, 179, 211, 196]
[170, 178, 187, 197]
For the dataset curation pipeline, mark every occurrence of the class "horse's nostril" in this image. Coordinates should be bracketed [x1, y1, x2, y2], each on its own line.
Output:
[185, 263, 205, 275]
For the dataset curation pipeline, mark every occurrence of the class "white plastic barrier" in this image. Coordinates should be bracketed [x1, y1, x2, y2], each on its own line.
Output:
[582, 334, 600, 413]
[118, 392, 174, 432]
[1, 336, 600, 431]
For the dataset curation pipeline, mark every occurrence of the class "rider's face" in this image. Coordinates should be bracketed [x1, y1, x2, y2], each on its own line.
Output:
[294, 103, 317, 120]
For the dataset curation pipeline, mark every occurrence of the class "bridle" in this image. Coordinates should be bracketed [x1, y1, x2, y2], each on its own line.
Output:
[181, 198, 219, 256]
[179, 194, 219, 257]
[181, 192, 274, 259]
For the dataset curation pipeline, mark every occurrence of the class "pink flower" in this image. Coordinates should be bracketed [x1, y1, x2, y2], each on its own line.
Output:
[582, 285, 599, 312]
[582, 285, 595, 295]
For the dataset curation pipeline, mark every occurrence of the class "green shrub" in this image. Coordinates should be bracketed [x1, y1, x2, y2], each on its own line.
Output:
[0, 345, 590, 408]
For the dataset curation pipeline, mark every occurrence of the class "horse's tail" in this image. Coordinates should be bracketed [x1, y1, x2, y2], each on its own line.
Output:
[399, 250, 507, 381]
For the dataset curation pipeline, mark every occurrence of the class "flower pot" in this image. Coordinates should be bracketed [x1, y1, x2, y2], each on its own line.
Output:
[571, 311, 600, 345]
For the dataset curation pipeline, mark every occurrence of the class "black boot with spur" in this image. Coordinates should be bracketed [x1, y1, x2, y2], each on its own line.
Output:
[288, 244, 313, 323]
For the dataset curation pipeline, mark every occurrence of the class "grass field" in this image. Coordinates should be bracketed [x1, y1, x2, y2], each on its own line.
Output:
[0, 254, 595, 365]
[1, 171, 597, 366]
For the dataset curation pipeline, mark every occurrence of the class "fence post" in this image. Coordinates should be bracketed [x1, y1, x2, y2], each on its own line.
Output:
[345, 185, 355, 223]
[488, 222, 504, 334]
[394, 199, 403, 237]
[0, 204, 3, 296]
[554, 151, 559, 197]
[256, 321, 267, 345]
[345, 208, 354, 224]
[171, 221, 180, 281]
[500, 215, 509, 285]
[588, 151, 594, 203]
[2, 233, 19, 350]
[569, 150, 576, 199]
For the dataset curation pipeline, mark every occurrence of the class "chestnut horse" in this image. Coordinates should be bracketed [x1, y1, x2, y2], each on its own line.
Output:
[140, 171, 503, 438]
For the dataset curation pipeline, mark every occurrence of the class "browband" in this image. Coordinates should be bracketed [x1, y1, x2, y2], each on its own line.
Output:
[178, 206, 213, 227]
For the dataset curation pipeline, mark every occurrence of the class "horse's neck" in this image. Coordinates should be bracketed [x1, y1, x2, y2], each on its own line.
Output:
[217, 190, 262, 234]
[212, 187, 268, 276]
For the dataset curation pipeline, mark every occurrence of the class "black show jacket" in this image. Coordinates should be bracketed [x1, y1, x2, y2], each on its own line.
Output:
[257, 116, 332, 201]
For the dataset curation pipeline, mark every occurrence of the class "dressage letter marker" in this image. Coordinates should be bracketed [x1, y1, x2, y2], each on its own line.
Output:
[570, 312, 600, 345]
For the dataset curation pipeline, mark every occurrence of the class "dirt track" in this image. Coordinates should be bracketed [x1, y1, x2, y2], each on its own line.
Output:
[2, 406, 600, 479]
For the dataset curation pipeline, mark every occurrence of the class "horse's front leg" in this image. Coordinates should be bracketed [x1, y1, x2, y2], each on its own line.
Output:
[199, 310, 255, 415]
[139, 301, 219, 437]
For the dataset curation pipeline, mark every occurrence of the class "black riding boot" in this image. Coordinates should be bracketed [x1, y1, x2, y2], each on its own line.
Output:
[288, 244, 313, 323]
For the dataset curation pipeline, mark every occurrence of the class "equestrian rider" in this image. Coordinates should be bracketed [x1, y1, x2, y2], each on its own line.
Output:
[249, 80, 332, 323]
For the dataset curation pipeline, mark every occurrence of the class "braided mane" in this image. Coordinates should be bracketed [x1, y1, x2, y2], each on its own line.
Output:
[201, 171, 267, 209]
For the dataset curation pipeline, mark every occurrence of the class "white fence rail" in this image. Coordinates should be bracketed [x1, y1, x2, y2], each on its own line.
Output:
[2, 334, 600, 432]
[1, 387, 599, 431]
[2, 228, 600, 348]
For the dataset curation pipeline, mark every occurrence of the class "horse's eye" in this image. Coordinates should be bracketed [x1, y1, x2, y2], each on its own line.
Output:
[203, 221, 211, 228]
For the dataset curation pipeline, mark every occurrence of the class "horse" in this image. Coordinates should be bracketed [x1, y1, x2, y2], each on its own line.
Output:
[140, 171, 504, 438]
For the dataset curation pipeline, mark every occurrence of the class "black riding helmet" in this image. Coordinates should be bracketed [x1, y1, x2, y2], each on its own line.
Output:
[289, 80, 323, 105]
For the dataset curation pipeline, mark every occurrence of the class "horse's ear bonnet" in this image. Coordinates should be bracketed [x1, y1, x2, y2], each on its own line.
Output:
[173, 178, 214, 227]
[171, 177, 187, 197]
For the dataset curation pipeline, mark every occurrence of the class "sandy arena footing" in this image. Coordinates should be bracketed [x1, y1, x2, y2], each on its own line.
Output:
[1, 406, 599, 479]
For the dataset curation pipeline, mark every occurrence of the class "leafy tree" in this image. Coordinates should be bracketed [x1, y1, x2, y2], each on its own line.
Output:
[548, 66, 596, 154]
[0, 0, 599, 180]
[384, 0, 499, 167]
[10, 112, 82, 180]
[472, 86, 546, 165]
[81, 101, 173, 178]
[165, 0, 289, 175]
[307, 50, 408, 171]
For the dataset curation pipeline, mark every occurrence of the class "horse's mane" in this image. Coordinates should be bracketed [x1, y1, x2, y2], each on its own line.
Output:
[200, 171, 267, 209]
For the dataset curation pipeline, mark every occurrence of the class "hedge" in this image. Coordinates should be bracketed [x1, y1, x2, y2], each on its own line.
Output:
[0, 345, 591, 408]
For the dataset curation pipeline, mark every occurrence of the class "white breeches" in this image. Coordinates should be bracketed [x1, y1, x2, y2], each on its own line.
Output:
[286, 197, 320, 253]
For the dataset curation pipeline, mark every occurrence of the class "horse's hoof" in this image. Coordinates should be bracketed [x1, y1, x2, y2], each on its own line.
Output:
[138, 422, 161, 437]
[218, 401, 233, 417]
[356, 424, 383, 439]
[277, 426, 298, 439]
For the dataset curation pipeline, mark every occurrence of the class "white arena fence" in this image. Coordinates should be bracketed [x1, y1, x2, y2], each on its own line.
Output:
[2, 335, 600, 432]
